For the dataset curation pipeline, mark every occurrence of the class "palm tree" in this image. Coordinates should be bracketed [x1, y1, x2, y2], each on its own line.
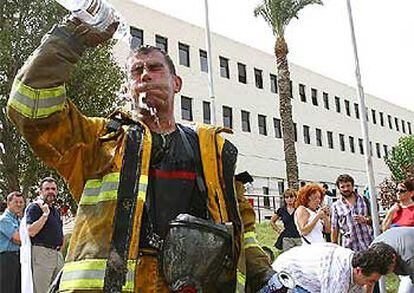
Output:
[254, 0, 322, 190]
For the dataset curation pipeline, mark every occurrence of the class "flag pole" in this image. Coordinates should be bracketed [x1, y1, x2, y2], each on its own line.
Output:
[203, 0, 217, 125]
[345, 0, 384, 291]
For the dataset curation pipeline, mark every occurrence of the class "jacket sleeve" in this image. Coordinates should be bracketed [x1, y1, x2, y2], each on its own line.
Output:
[7, 21, 112, 201]
[235, 180, 276, 292]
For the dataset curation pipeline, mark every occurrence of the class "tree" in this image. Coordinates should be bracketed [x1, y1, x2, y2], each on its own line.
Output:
[254, 0, 322, 189]
[379, 135, 414, 208]
[385, 135, 414, 182]
[0, 0, 125, 201]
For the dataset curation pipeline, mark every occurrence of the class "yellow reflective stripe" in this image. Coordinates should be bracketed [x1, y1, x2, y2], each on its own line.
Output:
[138, 174, 148, 201]
[61, 259, 135, 291]
[244, 231, 256, 240]
[237, 270, 246, 286]
[244, 231, 260, 249]
[84, 179, 102, 189]
[80, 173, 120, 205]
[8, 79, 66, 119]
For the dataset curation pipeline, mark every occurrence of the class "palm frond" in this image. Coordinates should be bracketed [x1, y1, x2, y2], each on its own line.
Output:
[254, 0, 323, 37]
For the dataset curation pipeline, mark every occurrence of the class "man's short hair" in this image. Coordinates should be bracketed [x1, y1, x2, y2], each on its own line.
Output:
[352, 242, 396, 276]
[130, 45, 176, 76]
[39, 177, 57, 189]
[6, 191, 23, 203]
[336, 174, 355, 188]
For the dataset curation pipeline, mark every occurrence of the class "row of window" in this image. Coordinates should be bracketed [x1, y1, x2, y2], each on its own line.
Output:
[129, 27, 413, 136]
[298, 84, 412, 135]
[180, 96, 393, 159]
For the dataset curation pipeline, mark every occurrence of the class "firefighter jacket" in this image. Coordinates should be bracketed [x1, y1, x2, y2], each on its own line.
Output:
[7, 20, 274, 292]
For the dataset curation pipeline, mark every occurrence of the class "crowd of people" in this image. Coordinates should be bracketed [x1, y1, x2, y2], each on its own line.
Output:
[0, 178, 65, 293]
[270, 175, 414, 292]
[1, 9, 413, 293]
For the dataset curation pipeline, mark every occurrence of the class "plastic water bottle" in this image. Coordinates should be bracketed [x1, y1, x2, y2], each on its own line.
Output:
[55, 0, 129, 40]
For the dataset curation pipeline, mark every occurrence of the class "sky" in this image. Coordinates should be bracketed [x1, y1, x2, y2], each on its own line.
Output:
[132, 0, 414, 112]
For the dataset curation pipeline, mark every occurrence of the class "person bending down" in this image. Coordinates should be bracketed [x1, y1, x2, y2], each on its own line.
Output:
[273, 242, 396, 293]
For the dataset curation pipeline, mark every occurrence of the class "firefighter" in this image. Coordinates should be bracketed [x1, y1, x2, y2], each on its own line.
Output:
[8, 16, 279, 292]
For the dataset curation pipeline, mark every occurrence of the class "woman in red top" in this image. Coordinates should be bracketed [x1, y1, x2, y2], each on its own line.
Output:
[382, 178, 414, 231]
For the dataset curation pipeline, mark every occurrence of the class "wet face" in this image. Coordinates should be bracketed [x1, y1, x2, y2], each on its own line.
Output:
[40, 181, 58, 204]
[353, 268, 382, 287]
[339, 181, 354, 198]
[128, 50, 182, 118]
[308, 191, 322, 210]
[8, 195, 25, 216]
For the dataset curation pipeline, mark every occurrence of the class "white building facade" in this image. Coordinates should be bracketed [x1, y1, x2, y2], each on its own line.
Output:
[112, 1, 414, 200]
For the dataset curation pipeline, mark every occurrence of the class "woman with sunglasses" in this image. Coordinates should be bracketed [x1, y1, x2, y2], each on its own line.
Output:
[382, 178, 414, 231]
[270, 189, 301, 251]
[294, 183, 331, 244]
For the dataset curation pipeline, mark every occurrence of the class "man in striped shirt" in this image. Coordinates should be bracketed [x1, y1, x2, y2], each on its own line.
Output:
[331, 174, 373, 252]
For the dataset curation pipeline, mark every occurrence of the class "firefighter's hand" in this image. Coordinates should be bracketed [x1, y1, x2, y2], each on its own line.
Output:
[64, 15, 119, 48]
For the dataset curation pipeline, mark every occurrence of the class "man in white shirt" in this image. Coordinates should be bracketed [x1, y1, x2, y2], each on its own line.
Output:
[273, 242, 395, 292]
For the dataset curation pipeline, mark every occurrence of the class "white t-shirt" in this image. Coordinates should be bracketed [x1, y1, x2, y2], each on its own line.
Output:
[273, 243, 363, 293]
[295, 207, 325, 244]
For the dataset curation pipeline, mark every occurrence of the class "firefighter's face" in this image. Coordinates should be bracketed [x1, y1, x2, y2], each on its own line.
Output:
[128, 50, 182, 117]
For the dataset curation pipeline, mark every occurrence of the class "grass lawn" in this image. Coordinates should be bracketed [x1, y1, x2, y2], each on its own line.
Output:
[255, 222, 400, 292]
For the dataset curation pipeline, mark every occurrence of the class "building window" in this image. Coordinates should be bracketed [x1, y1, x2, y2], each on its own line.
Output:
[369, 141, 373, 156]
[222, 106, 232, 128]
[371, 109, 377, 124]
[379, 112, 384, 127]
[402, 120, 406, 133]
[203, 101, 211, 124]
[376, 143, 381, 158]
[155, 35, 168, 52]
[178, 42, 190, 67]
[289, 80, 293, 98]
[388, 115, 393, 129]
[293, 123, 297, 142]
[358, 138, 364, 155]
[129, 26, 143, 50]
[365, 107, 369, 122]
[316, 128, 322, 146]
[339, 134, 345, 151]
[408, 122, 412, 135]
[383, 144, 389, 157]
[299, 84, 306, 102]
[303, 125, 311, 144]
[254, 68, 263, 89]
[311, 88, 318, 106]
[181, 96, 192, 121]
[273, 118, 282, 138]
[270, 74, 278, 93]
[278, 181, 285, 195]
[237, 63, 247, 84]
[395, 117, 400, 131]
[219, 56, 230, 78]
[241, 110, 251, 132]
[263, 187, 270, 207]
[344, 100, 351, 116]
[323, 92, 329, 110]
[349, 136, 355, 153]
[199, 50, 208, 72]
[327, 131, 334, 149]
[335, 96, 341, 113]
[354, 103, 360, 119]
[258, 115, 267, 135]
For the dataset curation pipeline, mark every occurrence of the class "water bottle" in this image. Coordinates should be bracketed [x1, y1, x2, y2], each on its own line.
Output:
[55, 0, 129, 40]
